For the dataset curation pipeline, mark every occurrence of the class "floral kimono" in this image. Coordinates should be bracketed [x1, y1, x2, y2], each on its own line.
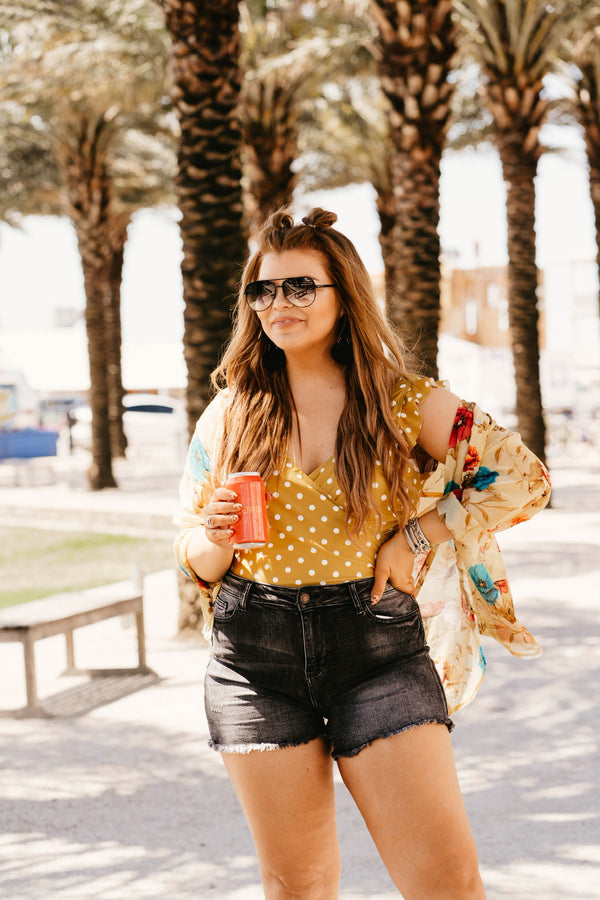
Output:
[415, 402, 551, 712]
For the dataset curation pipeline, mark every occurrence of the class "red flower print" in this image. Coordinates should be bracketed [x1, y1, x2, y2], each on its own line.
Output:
[449, 407, 474, 448]
[464, 445, 480, 472]
[495, 579, 509, 594]
[460, 593, 476, 621]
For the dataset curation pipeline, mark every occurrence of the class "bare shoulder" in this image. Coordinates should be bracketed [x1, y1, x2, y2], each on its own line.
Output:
[416, 385, 462, 465]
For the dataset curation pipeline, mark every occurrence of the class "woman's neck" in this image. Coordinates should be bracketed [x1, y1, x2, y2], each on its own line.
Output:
[284, 347, 344, 388]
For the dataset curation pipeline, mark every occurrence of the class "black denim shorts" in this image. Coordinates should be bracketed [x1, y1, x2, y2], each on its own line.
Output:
[204, 572, 453, 759]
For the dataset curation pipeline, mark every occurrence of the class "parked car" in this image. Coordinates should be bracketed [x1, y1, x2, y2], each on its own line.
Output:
[69, 393, 187, 457]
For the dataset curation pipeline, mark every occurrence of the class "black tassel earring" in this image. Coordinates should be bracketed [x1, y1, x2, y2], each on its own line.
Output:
[330, 318, 353, 365]
[263, 339, 285, 372]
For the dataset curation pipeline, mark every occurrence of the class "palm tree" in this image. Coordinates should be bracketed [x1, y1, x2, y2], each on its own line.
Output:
[570, 23, 600, 317]
[0, 0, 172, 486]
[240, 0, 369, 236]
[369, 0, 459, 377]
[0, 109, 177, 464]
[159, 0, 247, 433]
[453, 0, 589, 463]
[157, 0, 247, 633]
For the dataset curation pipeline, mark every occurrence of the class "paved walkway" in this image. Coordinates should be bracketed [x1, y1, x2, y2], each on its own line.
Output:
[1, 449, 599, 898]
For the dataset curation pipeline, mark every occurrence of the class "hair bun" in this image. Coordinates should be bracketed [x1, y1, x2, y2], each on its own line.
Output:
[301, 208, 338, 229]
[263, 209, 295, 234]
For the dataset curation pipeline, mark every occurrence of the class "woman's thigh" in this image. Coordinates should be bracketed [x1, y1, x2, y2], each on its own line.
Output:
[222, 738, 341, 899]
[337, 724, 486, 900]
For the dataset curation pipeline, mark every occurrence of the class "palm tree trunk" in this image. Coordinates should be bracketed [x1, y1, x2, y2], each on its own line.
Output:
[589, 157, 600, 320]
[576, 70, 600, 318]
[375, 185, 397, 301]
[107, 218, 129, 459]
[163, 0, 247, 436]
[370, 0, 457, 378]
[497, 140, 547, 463]
[163, 0, 246, 634]
[55, 116, 117, 489]
[385, 152, 443, 376]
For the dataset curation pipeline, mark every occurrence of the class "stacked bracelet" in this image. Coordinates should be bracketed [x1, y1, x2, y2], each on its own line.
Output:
[403, 517, 432, 555]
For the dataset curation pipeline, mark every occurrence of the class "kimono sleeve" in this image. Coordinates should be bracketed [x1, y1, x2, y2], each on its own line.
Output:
[173, 390, 228, 586]
[436, 405, 552, 544]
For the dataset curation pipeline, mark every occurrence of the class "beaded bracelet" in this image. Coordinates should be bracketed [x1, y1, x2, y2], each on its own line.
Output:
[403, 517, 432, 555]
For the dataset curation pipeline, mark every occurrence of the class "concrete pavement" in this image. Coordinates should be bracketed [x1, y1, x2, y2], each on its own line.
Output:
[0, 447, 599, 898]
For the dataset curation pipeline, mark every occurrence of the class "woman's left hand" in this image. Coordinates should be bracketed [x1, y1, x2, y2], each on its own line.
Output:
[371, 529, 415, 604]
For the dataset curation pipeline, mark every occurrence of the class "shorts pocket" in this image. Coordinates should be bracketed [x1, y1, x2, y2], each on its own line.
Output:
[213, 585, 244, 621]
[361, 585, 419, 622]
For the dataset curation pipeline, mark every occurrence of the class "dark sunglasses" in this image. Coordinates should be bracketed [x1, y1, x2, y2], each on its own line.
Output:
[244, 276, 336, 311]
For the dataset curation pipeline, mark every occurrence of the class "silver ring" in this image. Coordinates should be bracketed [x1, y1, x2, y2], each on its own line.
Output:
[205, 515, 214, 528]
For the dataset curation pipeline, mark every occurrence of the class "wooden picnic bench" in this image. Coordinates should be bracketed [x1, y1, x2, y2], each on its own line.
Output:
[0, 579, 153, 717]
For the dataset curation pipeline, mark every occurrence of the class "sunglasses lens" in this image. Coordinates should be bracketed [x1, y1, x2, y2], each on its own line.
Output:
[283, 277, 316, 305]
[245, 280, 275, 309]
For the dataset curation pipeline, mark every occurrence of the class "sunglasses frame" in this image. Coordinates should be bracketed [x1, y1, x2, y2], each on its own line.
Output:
[244, 276, 336, 311]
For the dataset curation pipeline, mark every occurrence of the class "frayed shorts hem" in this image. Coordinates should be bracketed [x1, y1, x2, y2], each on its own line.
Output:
[332, 716, 454, 760]
[209, 732, 327, 755]
[208, 718, 453, 758]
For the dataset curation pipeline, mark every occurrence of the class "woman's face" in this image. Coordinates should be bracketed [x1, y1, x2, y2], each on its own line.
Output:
[254, 249, 342, 359]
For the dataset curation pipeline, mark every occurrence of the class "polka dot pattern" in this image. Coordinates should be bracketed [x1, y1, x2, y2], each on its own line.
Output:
[227, 376, 432, 586]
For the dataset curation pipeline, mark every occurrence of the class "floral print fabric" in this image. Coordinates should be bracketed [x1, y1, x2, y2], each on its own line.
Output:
[416, 402, 551, 712]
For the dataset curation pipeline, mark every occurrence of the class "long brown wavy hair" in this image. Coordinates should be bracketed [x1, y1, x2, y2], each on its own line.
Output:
[211, 207, 422, 534]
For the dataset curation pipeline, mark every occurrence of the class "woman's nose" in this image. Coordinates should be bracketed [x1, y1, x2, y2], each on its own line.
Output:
[271, 285, 292, 307]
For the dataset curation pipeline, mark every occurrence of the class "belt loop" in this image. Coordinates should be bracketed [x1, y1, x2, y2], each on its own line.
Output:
[239, 578, 253, 610]
[348, 580, 365, 614]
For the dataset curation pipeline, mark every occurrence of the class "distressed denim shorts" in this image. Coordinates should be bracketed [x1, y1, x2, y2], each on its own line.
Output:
[204, 572, 453, 759]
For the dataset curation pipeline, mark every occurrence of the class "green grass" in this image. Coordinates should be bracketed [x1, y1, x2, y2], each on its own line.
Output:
[0, 526, 176, 608]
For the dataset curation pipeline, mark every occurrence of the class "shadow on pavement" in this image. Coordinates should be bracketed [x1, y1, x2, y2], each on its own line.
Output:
[454, 593, 600, 899]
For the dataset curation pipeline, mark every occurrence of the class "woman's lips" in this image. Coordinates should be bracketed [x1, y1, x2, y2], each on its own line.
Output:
[270, 317, 303, 327]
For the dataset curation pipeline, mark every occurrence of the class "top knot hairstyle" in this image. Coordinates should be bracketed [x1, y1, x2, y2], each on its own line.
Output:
[210, 207, 421, 535]
[301, 208, 338, 229]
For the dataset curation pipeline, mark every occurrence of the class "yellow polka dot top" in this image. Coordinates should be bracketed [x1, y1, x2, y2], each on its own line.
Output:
[174, 376, 433, 588]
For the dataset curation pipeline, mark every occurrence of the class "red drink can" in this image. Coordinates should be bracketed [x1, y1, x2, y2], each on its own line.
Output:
[226, 472, 269, 549]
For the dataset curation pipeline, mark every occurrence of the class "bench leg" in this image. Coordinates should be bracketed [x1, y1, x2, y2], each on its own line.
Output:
[22, 633, 39, 712]
[135, 608, 147, 670]
[64, 630, 76, 673]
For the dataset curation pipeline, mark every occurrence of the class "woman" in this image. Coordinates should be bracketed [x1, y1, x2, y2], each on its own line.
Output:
[174, 208, 551, 899]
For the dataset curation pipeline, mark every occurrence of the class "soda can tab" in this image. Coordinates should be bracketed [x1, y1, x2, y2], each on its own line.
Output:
[226, 471, 269, 549]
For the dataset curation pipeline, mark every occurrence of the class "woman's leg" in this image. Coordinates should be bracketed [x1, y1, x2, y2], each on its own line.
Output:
[222, 737, 340, 900]
[337, 723, 486, 900]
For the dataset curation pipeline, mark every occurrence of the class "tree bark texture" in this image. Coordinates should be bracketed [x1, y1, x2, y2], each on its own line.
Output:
[55, 116, 118, 490]
[385, 152, 443, 375]
[370, 0, 458, 377]
[163, 0, 247, 436]
[107, 217, 129, 459]
[576, 64, 600, 319]
[483, 72, 549, 464]
[497, 138, 547, 463]
[375, 185, 397, 300]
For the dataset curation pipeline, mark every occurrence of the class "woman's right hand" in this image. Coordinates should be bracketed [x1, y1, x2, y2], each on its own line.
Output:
[203, 487, 243, 548]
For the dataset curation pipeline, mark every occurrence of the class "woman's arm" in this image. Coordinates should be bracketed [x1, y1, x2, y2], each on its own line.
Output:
[370, 386, 459, 602]
[414, 384, 461, 465]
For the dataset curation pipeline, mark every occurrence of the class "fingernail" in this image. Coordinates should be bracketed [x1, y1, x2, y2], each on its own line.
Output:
[371, 594, 380, 604]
